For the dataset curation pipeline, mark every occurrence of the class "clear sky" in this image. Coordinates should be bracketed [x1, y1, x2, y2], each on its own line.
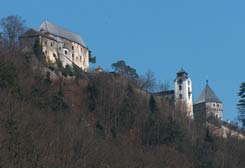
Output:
[1, 0, 245, 122]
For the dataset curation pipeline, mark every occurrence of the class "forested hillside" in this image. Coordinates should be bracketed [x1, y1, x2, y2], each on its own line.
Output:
[0, 46, 245, 168]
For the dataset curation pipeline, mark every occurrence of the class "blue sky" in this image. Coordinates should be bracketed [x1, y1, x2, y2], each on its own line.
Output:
[1, 0, 245, 121]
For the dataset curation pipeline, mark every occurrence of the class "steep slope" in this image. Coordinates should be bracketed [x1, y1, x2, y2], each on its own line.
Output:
[0, 46, 245, 168]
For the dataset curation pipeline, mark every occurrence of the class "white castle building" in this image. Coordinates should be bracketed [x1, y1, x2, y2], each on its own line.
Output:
[155, 68, 222, 120]
[21, 21, 89, 71]
[174, 68, 193, 118]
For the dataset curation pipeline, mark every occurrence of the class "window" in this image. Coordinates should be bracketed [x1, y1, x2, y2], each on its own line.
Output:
[81, 47, 83, 52]
[72, 54, 74, 61]
[216, 114, 218, 118]
[53, 53, 56, 58]
[213, 103, 216, 107]
[76, 56, 78, 61]
[45, 41, 47, 45]
[64, 49, 68, 55]
[217, 104, 220, 107]
[80, 56, 82, 61]
[179, 85, 182, 91]
[72, 46, 74, 50]
[45, 50, 47, 54]
[179, 94, 182, 99]
[51, 42, 53, 47]
[59, 47, 61, 50]
[188, 81, 190, 86]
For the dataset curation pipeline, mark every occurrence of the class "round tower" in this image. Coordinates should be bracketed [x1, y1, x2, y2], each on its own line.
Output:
[193, 81, 223, 121]
[174, 68, 193, 118]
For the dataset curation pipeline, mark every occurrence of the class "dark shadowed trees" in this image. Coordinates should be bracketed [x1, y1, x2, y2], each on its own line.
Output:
[88, 50, 96, 63]
[112, 60, 139, 80]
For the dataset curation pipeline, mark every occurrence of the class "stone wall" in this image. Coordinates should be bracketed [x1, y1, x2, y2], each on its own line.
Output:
[207, 122, 245, 140]
[40, 35, 89, 71]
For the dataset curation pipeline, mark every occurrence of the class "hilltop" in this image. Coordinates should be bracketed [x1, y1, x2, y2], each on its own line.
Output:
[0, 46, 245, 168]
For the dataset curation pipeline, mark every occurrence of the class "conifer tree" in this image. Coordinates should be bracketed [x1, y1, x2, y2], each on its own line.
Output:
[237, 82, 245, 127]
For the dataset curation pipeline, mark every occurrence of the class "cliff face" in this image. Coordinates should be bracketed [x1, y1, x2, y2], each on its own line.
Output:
[1, 47, 245, 168]
[207, 120, 245, 139]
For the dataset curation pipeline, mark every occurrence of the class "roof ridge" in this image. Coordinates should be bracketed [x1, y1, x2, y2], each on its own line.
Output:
[39, 21, 86, 47]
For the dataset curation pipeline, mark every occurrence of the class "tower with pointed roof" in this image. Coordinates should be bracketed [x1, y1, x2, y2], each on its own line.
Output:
[174, 68, 193, 118]
[193, 81, 223, 121]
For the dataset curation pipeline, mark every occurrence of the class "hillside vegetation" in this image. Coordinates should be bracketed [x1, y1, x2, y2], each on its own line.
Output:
[0, 46, 245, 168]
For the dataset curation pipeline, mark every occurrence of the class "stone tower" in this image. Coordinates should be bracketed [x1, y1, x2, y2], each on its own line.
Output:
[174, 68, 193, 118]
[193, 81, 223, 121]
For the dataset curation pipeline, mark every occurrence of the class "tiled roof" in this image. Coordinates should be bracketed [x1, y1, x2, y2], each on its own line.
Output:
[20, 28, 56, 41]
[39, 21, 86, 47]
[195, 83, 222, 104]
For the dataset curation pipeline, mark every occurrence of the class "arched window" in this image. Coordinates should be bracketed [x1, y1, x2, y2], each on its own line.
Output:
[64, 49, 68, 55]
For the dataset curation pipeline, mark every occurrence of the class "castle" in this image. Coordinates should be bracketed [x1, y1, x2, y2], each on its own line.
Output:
[174, 68, 223, 121]
[20, 21, 89, 71]
[155, 68, 222, 121]
[19, 21, 244, 139]
[155, 68, 245, 139]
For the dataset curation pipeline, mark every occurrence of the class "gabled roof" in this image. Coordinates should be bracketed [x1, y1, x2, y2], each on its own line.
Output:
[39, 21, 86, 47]
[195, 82, 222, 104]
[20, 29, 56, 41]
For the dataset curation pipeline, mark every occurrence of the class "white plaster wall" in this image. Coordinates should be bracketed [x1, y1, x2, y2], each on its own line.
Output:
[175, 77, 193, 118]
[40, 36, 89, 71]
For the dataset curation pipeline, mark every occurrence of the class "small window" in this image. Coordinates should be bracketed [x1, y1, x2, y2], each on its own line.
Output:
[179, 94, 182, 99]
[188, 81, 190, 86]
[72, 46, 74, 50]
[53, 53, 56, 58]
[64, 50, 68, 55]
[76, 56, 78, 61]
[59, 47, 61, 50]
[45, 41, 47, 45]
[45, 50, 47, 54]
[51, 42, 53, 47]
[179, 85, 182, 91]
[217, 104, 220, 107]
[81, 47, 83, 52]
[213, 103, 216, 107]
[216, 114, 218, 118]
[72, 54, 74, 61]
[80, 56, 82, 61]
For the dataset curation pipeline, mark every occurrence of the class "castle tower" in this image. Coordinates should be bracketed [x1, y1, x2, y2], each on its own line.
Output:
[174, 68, 193, 118]
[193, 81, 223, 121]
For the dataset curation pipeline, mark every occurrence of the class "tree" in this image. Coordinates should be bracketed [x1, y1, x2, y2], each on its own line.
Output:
[149, 94, 158, 113]
[89, 50, 96, 63]
[139, 69, 156, 93]
[158, 80, 170, 92]
[237, 82, 245, 127]
[0, 32, 2, 47]
[0, 15, 26, 44]
[111, 60, 139, 80]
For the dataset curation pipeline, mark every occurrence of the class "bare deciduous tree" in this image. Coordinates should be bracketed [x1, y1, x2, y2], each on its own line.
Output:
[157, 79, 170, 92]
[0, 15, 26, 45]
[139, 69, 156, 93]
